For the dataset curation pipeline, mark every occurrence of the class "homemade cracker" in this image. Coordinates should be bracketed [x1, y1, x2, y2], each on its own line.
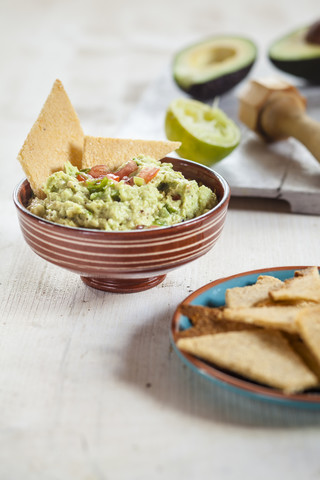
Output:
[295, 305, 320, 370]
[287, 332, 320, 382]
[222, 305, 302, 333]
[177, 330, 318, 393]
[270, 266, 320, 303]
[82, 136, 181, 170]
[255, 299, 317, 307]
[176, 267, 320, 394]
[177, 304, 258, 339]
[18, 79, 84, 198]
[179, 304, 224, 323]
[225, 275, 283, 308]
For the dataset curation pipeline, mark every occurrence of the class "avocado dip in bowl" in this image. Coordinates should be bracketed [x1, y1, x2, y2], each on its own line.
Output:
[27, 155, 218, 231]
[13, 156, 230, 293]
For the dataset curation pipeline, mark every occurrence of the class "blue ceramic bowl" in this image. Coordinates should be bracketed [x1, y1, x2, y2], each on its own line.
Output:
[171, 266, 320, 408]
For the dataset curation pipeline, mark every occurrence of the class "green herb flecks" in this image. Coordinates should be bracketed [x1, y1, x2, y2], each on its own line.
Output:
[86, 176, 114, 194]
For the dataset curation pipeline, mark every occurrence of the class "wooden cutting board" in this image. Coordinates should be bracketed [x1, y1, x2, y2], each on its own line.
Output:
[118, 70, 320, 215]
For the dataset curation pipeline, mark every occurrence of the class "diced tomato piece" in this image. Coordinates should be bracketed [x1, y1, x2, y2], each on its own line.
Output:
[137, 166, 160, 183]
[89, 165, 110, 178]
[77, 173, 88, 182]
[115, 160, 138, 179]
[86, 165, 119, 183]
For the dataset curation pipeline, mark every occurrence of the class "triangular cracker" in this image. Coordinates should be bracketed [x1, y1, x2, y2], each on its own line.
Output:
[179, 304, 224, 324]
[82, 136, 181, 170]
[222, 306, 302, 333]
[270, 266, 320, 303]
[177, 330, 318, 393]
[177, 304, 257, 339]
[287, 333, 320, 382]
[295, 305, 320, 369]
[18, 79, 84, 198]
[225, 275, 283, 308]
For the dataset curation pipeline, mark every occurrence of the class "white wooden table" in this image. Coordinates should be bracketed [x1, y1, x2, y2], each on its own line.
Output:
[1, 1, 320, 479]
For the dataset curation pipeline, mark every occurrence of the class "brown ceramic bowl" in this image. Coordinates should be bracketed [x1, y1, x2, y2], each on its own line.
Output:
[13, 157, 230, 293]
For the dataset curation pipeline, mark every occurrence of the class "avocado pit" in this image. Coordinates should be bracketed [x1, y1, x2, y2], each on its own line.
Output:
[268, 21, 320, 83]
[305, 20, 320, 45]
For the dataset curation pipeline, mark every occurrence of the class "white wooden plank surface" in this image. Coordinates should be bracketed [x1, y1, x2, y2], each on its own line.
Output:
[1, 0, 320, 479]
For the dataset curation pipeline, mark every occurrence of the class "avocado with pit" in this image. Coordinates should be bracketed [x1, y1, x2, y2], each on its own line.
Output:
[172, 35, 257, 101]
[268, 20, 320, 82]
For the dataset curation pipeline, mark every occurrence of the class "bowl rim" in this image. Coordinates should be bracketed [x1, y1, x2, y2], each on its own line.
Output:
[13, 157, 230, 235]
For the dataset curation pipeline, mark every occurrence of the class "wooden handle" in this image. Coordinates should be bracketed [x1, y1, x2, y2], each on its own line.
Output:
[260, 91, 320, 163]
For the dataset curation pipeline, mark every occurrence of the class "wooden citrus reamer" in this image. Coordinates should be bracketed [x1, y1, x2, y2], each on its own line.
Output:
[238, 77, 320, 163]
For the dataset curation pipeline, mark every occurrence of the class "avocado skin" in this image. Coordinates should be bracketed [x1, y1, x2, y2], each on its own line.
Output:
[268, 23, 320, 83]
[178, 63, 255, 101]
[269, 57, 320, 83]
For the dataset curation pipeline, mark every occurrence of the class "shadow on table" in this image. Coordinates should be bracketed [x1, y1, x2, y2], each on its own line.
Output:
[115, 306, 320, 428]
[228, 196, 291, 213]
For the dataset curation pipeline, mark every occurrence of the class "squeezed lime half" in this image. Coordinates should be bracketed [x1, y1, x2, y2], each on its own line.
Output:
[165, 98, 241, 166]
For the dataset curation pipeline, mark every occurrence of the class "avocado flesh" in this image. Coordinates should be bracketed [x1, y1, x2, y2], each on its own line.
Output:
[269, 27, 320, 82]
[173, 36, 257, 100]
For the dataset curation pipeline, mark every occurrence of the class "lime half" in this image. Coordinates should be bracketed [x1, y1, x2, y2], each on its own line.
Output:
[165, 98, 241, 166]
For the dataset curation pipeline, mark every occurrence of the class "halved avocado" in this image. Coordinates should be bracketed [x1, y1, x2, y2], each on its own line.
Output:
[268, 21, 320, 82]
[172, 35, 257, 101]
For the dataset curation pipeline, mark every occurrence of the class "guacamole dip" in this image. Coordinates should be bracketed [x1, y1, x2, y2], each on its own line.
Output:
[28, 156, 217, 231]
